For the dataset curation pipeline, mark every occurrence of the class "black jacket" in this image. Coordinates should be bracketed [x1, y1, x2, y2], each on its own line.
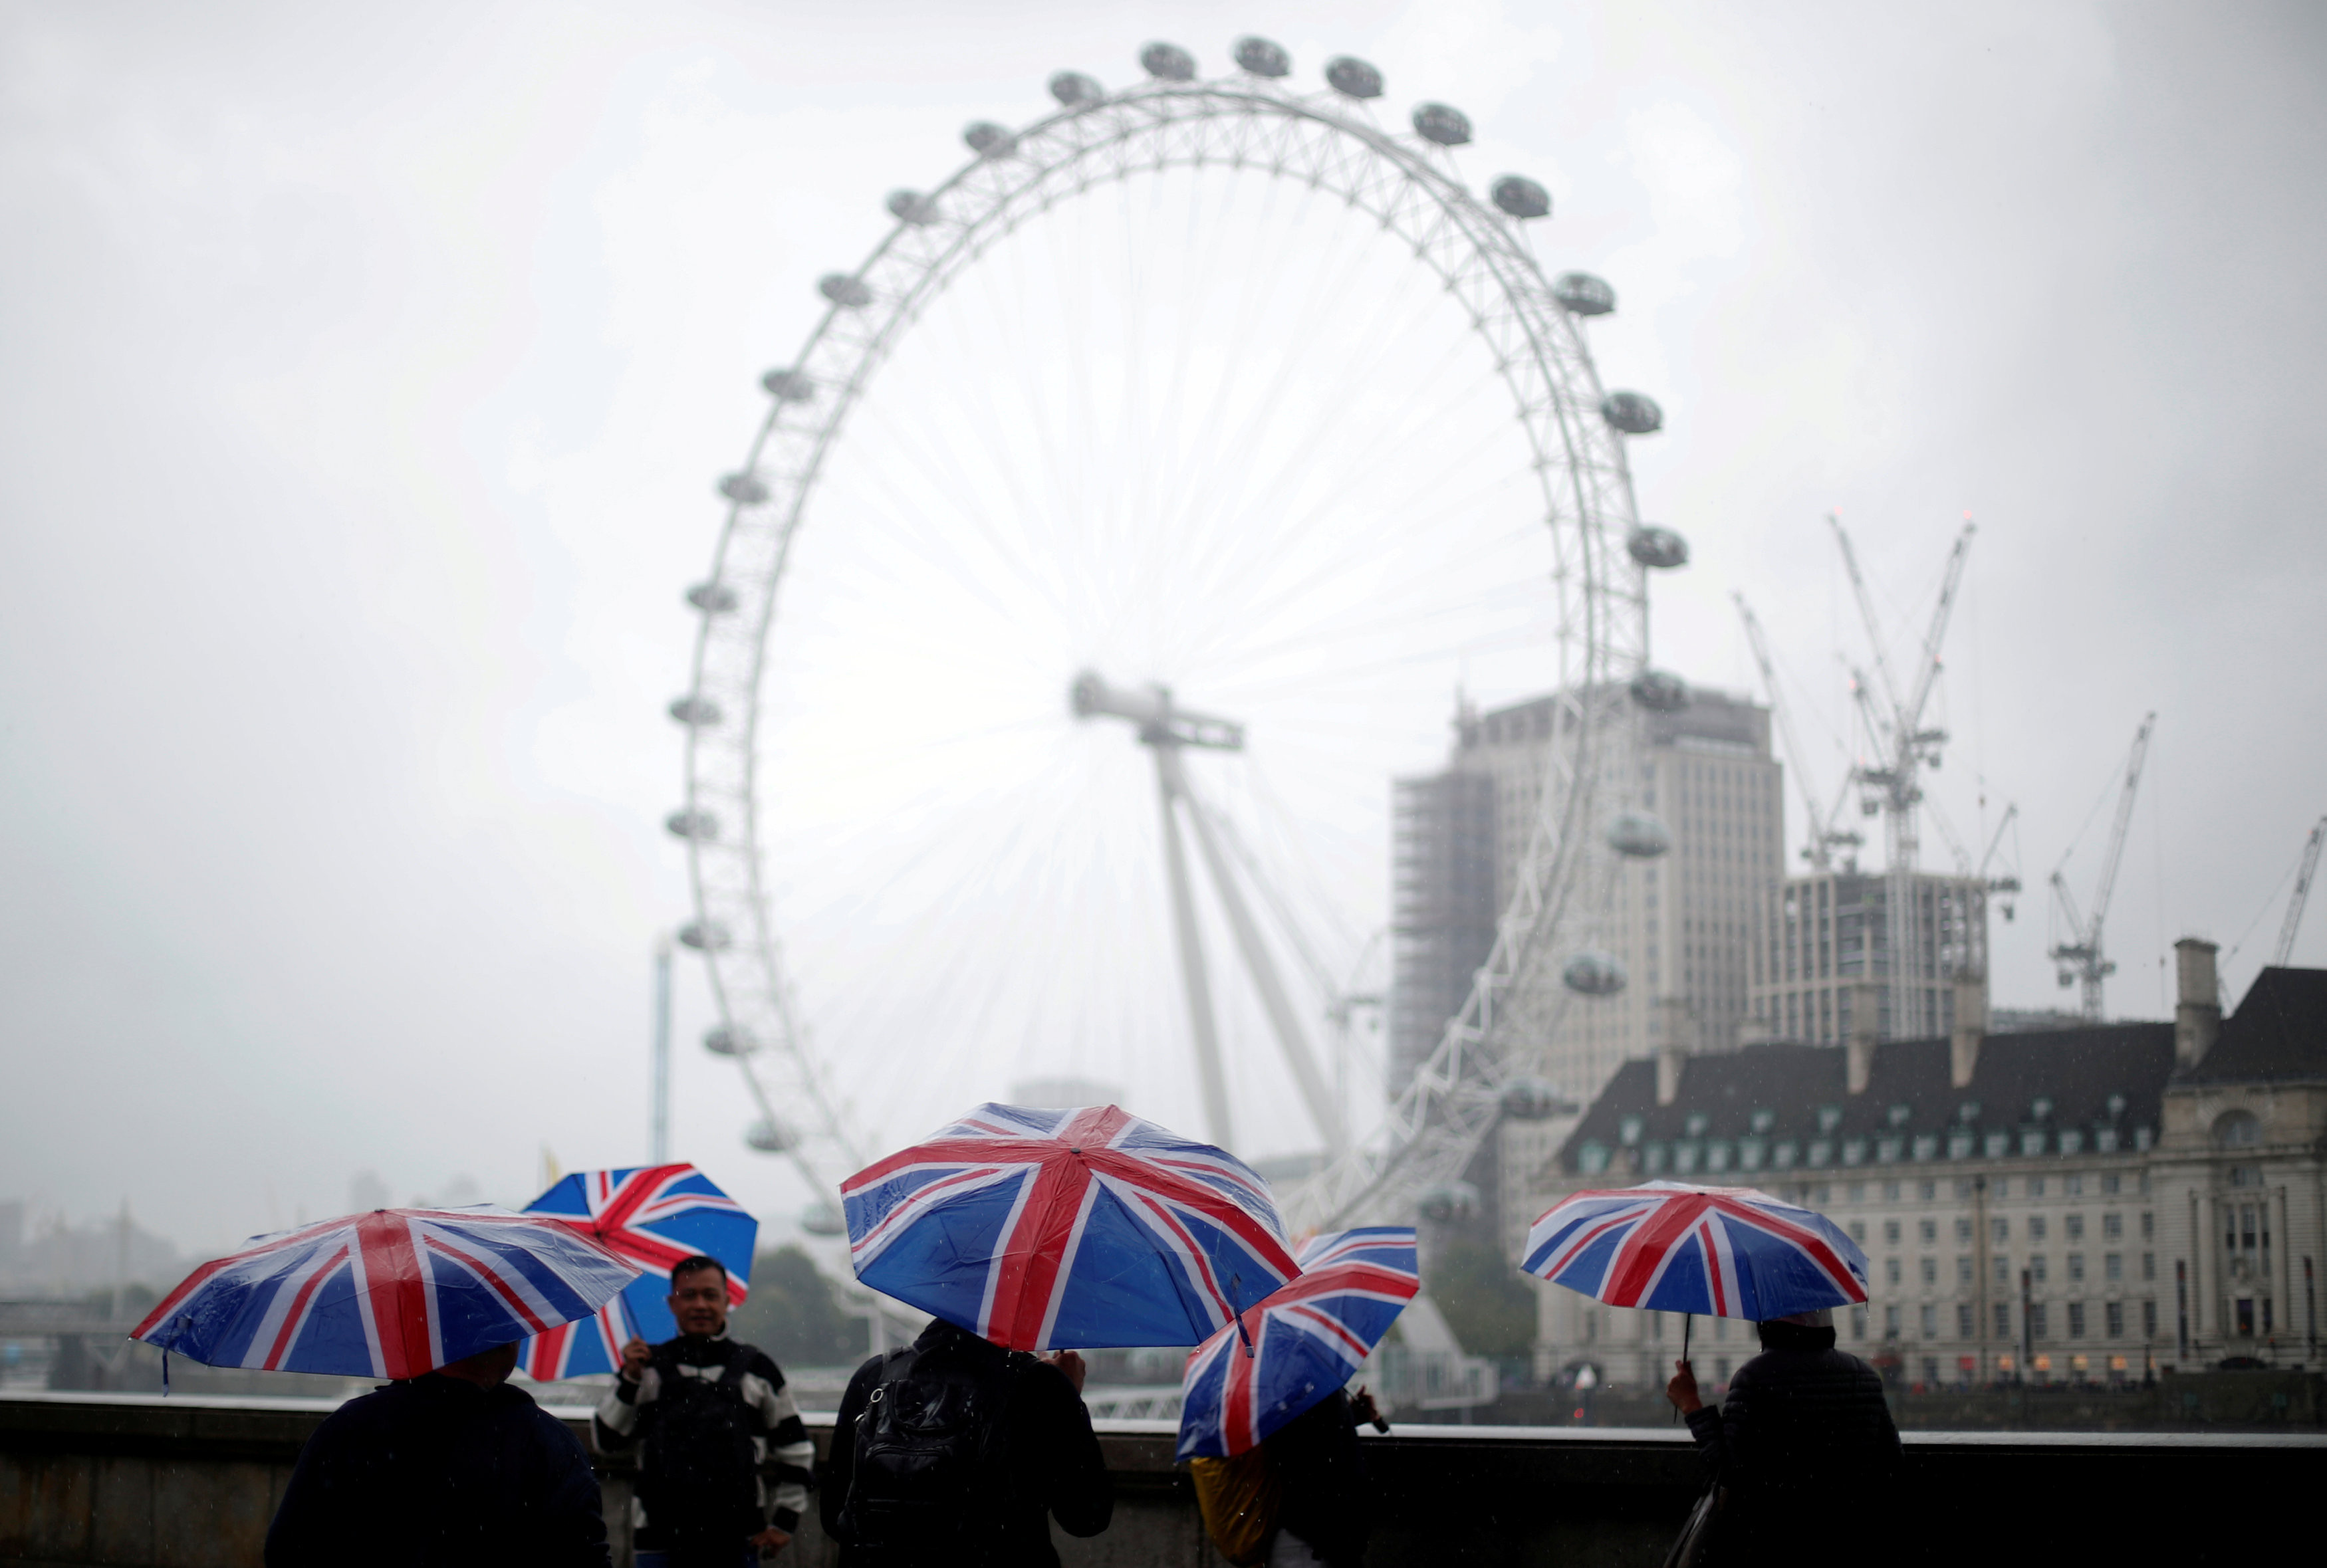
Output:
[1683, 1323, 1903, 1564]
[822, 1319, 1112, 1568]
[265, 1374, 610, 1568]
[1267, 1391, 1370, 1568]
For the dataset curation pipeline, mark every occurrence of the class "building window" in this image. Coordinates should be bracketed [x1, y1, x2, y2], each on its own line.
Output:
[2104, 1253, 2122, 1282]
[1850, 1220, 1868, 1244]
[2142, 1253, 2155, 1282]
[1921, 1258, 1937, 1285]
[2103, 1213, 2122, 1241]
[2143, 1300, 2158, 1337]
[1884, 1220, 1901, 1244]
[1920, 1304, 1938, 1339]
[2141, 1212, 2153, 1240]
[1920, 1219, 1937, 1244]
[1955, 1218, 1973, 1243]
[2235, 1299, 2256, 1337]
[1958, 1303, 1975, 1338]
[2064, 1173, 2084, 1196]
[1885, 1305, 1901, 1337]
[1995, 1303, 2011, 1339]
[1850, 1307, 1868, 1340]
[2106, 1301, 2125, 1339]
[2032, 1255, 2048, 1284]
[1992, 1217, 2009, 1243]
[2102, 1173, 2122, 1195]
[1993, 1254, 2009, 1286]
[2067, 1303, 2086, 1339]
[2029, 1216, 2048, 1242]
[2030, 1304, 2049, 1341]
[1921, 1181, 1938, 1202]
[1886, 1258, 1901, 1286]
[2068, 1254, 2085, 1283]
[2066, 1214, 2085, 1242]
[2028, 1176, 2046, 1198]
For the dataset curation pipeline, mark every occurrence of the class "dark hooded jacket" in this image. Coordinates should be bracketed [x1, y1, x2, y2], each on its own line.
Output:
[1267, 1389, 1371, 1567]
[1682, 1321, 1903, 1563]
[823, 1319, 1112, 1568]
[265, 1373, 610, 1567]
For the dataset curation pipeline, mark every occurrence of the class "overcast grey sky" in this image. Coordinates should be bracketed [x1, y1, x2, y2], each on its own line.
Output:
[3, 0, 2322, 1260]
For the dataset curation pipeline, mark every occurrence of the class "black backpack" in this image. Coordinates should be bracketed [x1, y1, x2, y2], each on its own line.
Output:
[839, 1341, 1035, 1562]
[640, 1345, 761, 1535]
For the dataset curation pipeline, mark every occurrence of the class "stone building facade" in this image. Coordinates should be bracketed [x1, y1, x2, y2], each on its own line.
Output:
[1524, 941, 2326, 1391]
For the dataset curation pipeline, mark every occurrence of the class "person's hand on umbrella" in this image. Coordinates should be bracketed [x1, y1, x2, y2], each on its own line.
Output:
[750, 1525, 793, 1558]
[1348, 1387, 1388, 1432]
[1045, 1349, 1087, 1393]
[1665, 1358, 1703, 1415]
[618, 1337, 652, 1383]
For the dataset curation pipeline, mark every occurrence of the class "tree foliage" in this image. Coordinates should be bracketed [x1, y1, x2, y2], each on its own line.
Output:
[725, 1246, 866, 1369]
[1427, 1239, 1536, 1360]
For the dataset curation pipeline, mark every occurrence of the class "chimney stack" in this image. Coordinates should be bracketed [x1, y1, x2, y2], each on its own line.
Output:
[1951, 968, 1988, 1089]
[1654, 996, 1689, 1107]
[1845, 978, 1881, 1094]
[2174, 938, 2221, 1066]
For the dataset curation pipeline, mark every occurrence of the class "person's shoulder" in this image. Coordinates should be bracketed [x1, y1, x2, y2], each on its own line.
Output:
[724, 1339, 788, 1385]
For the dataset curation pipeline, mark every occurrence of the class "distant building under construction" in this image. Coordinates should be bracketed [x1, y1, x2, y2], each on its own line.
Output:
[1749, 869, 1993, 1047]
[1392, 685, 1786, 1242]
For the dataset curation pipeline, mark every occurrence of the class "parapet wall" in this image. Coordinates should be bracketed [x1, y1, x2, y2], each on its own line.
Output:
[2, 1393, 2318, 1567]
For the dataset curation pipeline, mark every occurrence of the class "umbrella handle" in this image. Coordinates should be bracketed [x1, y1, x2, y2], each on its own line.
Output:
[1673, 1315, 1691, 1424]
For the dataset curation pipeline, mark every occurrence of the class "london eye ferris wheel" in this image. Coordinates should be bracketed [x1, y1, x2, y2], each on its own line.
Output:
[666, 37, 1692, 1233]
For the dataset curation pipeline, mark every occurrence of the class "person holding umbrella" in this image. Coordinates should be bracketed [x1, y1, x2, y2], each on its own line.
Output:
[130, 1205, 641, 1566]
[824, 1101, 1308, 1567]
[595, 1254, 814, 1567]
[1663, 1305, 1902, 1562]
[1523, 1180, 1898, 1565]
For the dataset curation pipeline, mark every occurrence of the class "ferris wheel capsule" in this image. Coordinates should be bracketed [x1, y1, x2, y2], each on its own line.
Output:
[1491, 175, 1550, 219]
[800, 1202, 846, 1237]
[719, 473, 771, 505]
[1553, 272, 1617, 316]
[678, 921, 732, 952]
[1049, 70, 1104, 106]
[665, 808, 719, 841]
[744, 1117, 795, 1153]
[1140, 41, 1196, 81]
[963, 122, 1016, 158]
[1604, 809, 1673, 858]
[1417, 1180, 1480, 1224]
[1563, 949, 1629, 996]
[703, 1023, 757, 1056]
[1626, 524, 1689, 569]
[1412, 103, 1473, 146]
[1233, 37, 1290, 77]
[1500, 1077, 1574, 1121]
[686, 582, 739, 614]
[1630, 668, 1689, 713]
[761, 367, 816, 402]
[1324, 56, 1383, 99]
[818, 274, 873, 308]
[885, 189, 939, 226]
[668, 695, 723, 727]
[1601, 391, 1663, 435]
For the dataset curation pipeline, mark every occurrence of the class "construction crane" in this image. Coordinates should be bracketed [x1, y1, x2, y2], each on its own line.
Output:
[1978, 802, 2022, 922]
[1829, 514, 1975, 1039]
[2272, 816, 2326, 966]
[2048, 714, 2156, 1021]
[1735, 592, 1862, 871]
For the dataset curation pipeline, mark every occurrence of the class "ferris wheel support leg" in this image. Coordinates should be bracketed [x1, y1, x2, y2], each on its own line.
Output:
[1177, 782, 1350, 1157]
[1156, 746, 1235, 1150]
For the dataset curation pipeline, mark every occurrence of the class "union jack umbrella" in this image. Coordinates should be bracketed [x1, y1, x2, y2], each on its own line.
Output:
[842, 1103, 1299, 1350]
[1521, 1180, 1869, 1320]
[1176, 1227, 1419, 1461]
[519, 1163, 759, 1381]
[132, 1208, 640, 1380]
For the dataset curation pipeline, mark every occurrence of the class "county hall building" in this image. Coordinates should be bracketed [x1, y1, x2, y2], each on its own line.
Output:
[1525, 940, 2325, 1391]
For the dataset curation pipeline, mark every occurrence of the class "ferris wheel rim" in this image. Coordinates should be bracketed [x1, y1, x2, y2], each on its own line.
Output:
[675, 63, 1658, 1213]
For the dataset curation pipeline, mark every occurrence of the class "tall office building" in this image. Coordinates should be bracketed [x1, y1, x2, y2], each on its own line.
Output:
[1392, 685, 1786, 1241]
